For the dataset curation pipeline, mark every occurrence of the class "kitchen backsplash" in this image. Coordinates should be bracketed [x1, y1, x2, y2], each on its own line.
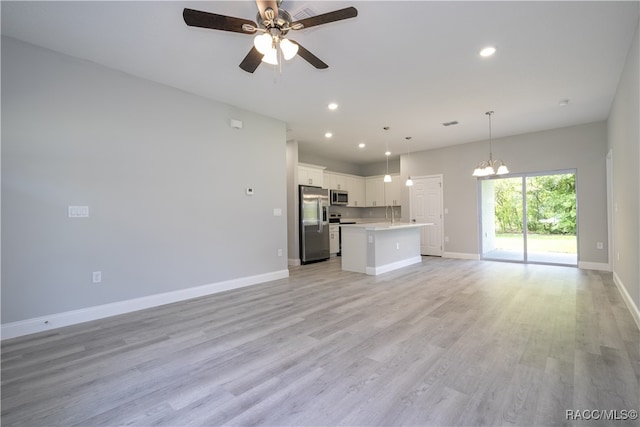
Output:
[329, 205, 402, 220]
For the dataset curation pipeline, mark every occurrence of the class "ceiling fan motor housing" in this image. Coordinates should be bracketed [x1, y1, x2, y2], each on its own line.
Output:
[257, 9, 293, 35]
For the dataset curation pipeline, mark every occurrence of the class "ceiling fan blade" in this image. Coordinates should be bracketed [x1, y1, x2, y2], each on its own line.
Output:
[239, 47, 263, 73]
[256, 0, 279, 22]
[292, 7, 358, 30]
[290, 41, 328, 69]
[183, 8, 257, 33]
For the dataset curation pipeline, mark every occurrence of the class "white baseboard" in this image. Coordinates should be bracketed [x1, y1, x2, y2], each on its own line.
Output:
[288, 258, 301, 266]
[613, 271, 640, 331]
[365, 256, 422, 276]
[443, 252, 481, 260]
[1, 269, 290, 340]
[578, 261, 612, 271]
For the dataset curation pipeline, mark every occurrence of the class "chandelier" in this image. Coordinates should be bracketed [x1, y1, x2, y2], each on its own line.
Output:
[472, 111, 509, 177]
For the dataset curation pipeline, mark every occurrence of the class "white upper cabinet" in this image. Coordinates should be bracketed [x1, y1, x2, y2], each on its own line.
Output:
[298, 164, 325, 187]
[323, 172, 348, 191]
[347, 176, 365, 207]
[366, 175, 402, 207]
[386, 174, 402, 206]
[297, 165, 400, 208]
[365, 177, 385, 207]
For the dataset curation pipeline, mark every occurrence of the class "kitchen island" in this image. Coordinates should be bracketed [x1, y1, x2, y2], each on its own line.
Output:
[340, 222, 432, 275]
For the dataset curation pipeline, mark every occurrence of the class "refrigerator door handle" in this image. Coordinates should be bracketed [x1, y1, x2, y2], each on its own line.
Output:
[318, 203, 323, 233]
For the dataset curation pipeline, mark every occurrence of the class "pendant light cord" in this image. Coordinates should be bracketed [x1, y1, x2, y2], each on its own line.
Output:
[487, 111, 494, 162]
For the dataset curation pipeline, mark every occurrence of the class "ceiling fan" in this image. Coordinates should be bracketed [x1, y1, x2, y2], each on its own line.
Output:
[183, 0, 358, 73]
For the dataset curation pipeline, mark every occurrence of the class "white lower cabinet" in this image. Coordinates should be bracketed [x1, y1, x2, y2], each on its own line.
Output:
[329, 224, 339, 255]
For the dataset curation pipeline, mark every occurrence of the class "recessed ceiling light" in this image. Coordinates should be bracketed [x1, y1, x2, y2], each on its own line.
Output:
[328, 103, 338, 110]
[385, 151, 391, 156]
[358, 143, 366, 148]
[480, 46, 496, 57]
[325, 132, 333, 138]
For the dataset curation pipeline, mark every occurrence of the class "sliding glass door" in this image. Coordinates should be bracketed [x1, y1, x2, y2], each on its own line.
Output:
[479, 171, 577, 266]
[480, 177, 525, 262]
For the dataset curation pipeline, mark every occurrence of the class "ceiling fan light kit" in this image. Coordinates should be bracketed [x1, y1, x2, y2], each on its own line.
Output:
[183, 2, 358, 73]
[279, 38, 299, 60]
[253, 33, 273, 55]
[472, 111, 510, 177]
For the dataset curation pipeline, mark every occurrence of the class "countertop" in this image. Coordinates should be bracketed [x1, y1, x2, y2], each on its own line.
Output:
[339, 222, 433, 231]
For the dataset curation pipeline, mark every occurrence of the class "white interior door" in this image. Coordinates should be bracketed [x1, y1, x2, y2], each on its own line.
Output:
[411, 176, 443, 256]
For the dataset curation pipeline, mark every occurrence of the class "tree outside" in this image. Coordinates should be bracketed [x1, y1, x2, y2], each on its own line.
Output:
[493, 173, 577, 255]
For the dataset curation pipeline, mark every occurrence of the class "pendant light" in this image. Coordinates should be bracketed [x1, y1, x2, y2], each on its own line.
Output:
[384, 151, 392, 182]
[383, 126, 392, 182]
[472, 111, 509, 177]
[405, 136, 413, 186]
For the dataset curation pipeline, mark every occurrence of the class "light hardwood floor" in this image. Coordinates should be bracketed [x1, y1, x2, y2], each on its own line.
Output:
[2, 257, 639, 426]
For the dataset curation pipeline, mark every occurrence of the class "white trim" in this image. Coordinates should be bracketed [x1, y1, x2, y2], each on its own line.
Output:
[288, 258, 301, 266]
[613, 272, 640, 331]
[1, 269, 290, 340]
[578, 261, 612, 271]
[443, 252, 481, 260]
[365, 256, 422, 275]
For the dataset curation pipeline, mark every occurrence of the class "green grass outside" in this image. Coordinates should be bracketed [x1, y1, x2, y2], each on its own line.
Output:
[495, 233, 577, 254]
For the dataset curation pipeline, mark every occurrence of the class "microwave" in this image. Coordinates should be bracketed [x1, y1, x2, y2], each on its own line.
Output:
[330, 190, 349, 205]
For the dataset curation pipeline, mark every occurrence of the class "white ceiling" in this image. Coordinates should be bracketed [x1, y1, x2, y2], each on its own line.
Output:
[2, 1, 638, 164]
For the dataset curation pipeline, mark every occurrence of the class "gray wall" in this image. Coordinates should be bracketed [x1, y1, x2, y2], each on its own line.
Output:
[297, 150, 401, 177]
[359, 158, 400, 177]
[286, 140, 299, 264]
[401, 121, 609, 263]
[1, 37, 288, 324]
[297, 150, 363, 175]
[608, 18, 639, 310]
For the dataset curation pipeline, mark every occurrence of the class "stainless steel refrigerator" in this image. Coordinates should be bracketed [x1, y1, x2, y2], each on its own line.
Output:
[299, 185, 330, 264]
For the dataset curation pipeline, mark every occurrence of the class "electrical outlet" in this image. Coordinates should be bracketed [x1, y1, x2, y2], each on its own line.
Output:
[396, 242, 400, 250]
[597, 242, 603, 249]
[92, 271, 102, 283]
[445, 236, 450, 243]
[277, 249, 283, 257]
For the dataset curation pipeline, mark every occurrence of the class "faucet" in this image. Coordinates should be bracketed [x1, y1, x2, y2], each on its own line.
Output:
[386, 205, 395, 225]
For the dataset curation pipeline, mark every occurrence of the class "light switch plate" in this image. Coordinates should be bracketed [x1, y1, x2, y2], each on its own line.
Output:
[68, 205, 89, 218]
[273, 208, 282, 216]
